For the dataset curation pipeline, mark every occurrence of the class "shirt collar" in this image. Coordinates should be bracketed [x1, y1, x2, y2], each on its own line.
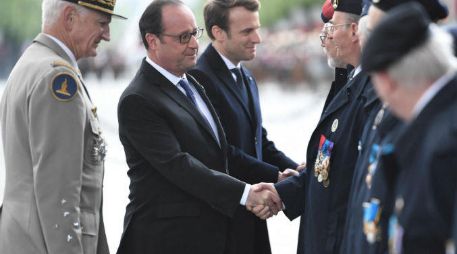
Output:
[146, 56, 186, 86]
[43, 33, 78, 69]
[411, 71, 455, 119]
[352, 65, 362, 78]
[214, 46, 241, 70]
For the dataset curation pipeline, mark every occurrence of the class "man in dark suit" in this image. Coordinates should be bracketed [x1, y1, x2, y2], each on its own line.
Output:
[361, 3, 457, 253]
[189, 1, 300, 253]
[115, 1, 282, 254]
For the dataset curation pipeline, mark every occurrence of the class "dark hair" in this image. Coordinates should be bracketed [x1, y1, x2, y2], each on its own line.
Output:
[204, 0, 259, 40]
[139, 0, 184, 49]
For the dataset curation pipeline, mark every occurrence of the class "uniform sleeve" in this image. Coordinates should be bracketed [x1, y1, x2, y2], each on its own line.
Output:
[118, 94, 246, 218]
[275, 170, 308, 220]
[28, 67, 86, 254]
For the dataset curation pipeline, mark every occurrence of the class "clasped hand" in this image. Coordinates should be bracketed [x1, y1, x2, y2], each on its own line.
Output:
[245, 183, 282, 220]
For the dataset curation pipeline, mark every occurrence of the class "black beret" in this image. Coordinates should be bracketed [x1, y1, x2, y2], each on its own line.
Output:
[332, 0, 362, 15]
[372, 0, 448, 21]
[361, 2, 431, 72]
[62, 0, 126, 19]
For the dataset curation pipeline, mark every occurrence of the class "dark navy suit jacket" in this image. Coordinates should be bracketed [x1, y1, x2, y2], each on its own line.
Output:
[189, 44, 297, 254]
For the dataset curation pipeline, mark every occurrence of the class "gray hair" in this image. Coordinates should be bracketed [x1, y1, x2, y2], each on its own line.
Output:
[387, 24, 457, 88]
[42, 0, 90, 30]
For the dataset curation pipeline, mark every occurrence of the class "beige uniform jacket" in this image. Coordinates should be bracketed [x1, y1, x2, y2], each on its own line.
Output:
[0, 33, 109, 254]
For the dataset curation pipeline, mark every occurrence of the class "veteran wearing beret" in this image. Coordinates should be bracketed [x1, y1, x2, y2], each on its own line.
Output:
[0, 0, 124, 253]
[362, 3, 457, 253]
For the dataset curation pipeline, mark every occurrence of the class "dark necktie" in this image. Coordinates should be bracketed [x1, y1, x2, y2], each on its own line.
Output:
[231, 68, 249, 105]
[178, 79, 197, 105]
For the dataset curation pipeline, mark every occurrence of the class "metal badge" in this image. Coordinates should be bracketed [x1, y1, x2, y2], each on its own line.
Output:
[92, 135, 107, 164]
[331, 119, 338, 132]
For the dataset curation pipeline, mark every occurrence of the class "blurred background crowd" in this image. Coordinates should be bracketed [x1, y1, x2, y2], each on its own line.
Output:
[3, 0, 455, 86]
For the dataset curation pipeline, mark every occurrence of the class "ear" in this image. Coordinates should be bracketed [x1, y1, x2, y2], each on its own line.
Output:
[211, 25, 227, 42]
[145, 33, 159, 50]
[62, 5, 77, 31]
[351, 23, 359, 42]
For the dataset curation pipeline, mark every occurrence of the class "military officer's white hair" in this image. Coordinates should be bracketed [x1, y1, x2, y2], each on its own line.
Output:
[386, 24, 457, 88]
[42, 0, 89, 30]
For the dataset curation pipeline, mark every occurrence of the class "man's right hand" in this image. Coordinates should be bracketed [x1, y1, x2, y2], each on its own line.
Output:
[245, 183, 282, 219]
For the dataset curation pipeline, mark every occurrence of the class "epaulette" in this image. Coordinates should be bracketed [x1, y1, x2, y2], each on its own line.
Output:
[52, 60, 78, 74]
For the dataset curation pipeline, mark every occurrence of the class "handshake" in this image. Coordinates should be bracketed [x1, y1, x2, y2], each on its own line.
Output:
[245, 182, 282, 220]
[245, 164, 305, 220]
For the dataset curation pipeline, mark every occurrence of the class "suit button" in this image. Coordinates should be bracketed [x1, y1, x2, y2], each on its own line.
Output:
[254, 137, 258, 145]
[395, 197, 404, 213]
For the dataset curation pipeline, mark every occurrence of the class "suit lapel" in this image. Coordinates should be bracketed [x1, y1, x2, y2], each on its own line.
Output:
[188, 75, 228, 151]
[206, 45, 256, 129]
[140, 60, 222, 149]
[240, 66, 259, 127]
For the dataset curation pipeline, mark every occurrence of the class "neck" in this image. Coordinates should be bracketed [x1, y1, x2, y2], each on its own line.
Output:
[212, 41, 239, 66]
[44, 25, 79, 60]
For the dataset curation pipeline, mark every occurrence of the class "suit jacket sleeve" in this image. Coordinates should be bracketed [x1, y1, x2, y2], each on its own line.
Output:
[118, 94, 246, 218]
[29, 67, 86, 254]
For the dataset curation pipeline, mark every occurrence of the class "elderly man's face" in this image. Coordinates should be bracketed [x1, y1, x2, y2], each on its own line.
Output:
[323, 11, 355, 67]
[149, 4, 199, 76]
[321, 23, 346, 68]
[71, 9, 111, 59]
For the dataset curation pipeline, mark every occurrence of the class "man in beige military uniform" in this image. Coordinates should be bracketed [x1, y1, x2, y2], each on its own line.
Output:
[0, 0, 125, 253]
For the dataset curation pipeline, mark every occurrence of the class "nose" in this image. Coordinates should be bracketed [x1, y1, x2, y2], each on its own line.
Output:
[102, 25, 110, 42]
[188, 33, 199, 49]
[252, 30, 261, 44]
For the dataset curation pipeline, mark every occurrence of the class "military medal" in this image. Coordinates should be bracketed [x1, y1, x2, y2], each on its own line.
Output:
[314, 135, 334, 187]
[372, 105, 386, 130]
[366, 144, 380, 188]
[363, 198, 382, 243]
[92, 135, 107, 164]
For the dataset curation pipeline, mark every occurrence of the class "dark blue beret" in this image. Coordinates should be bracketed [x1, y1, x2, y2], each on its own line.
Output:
[361, 2, 431, 72]
[372, 0, 448, 21]
[332, 0, 363, 15]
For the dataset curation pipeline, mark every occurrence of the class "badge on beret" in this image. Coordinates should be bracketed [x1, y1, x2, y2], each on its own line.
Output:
[332, 0, 338, 9]
[50, 73, 78, 101]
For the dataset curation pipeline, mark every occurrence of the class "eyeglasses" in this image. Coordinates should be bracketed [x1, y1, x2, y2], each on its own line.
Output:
[324, 23, 352, 34]
[161, 27, 204, 44]
[319, 23, 332, 45]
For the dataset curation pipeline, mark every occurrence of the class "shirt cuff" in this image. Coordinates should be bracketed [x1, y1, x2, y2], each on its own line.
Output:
[239, 184, 251, 206]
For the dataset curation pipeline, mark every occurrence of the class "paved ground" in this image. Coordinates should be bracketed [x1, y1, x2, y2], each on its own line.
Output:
[0, 77, 327, 253]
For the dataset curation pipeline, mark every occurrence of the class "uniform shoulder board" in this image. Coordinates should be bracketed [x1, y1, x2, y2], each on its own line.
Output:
[51, 60, 78, 73]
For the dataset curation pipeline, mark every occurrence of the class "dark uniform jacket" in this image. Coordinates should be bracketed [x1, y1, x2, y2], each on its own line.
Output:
[189, 44, 298, 254]
[275, 70, 372, 254]
[387, 75, 457, 254]
[116, 59, 275, 254]
[340, 102, 402, 254]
